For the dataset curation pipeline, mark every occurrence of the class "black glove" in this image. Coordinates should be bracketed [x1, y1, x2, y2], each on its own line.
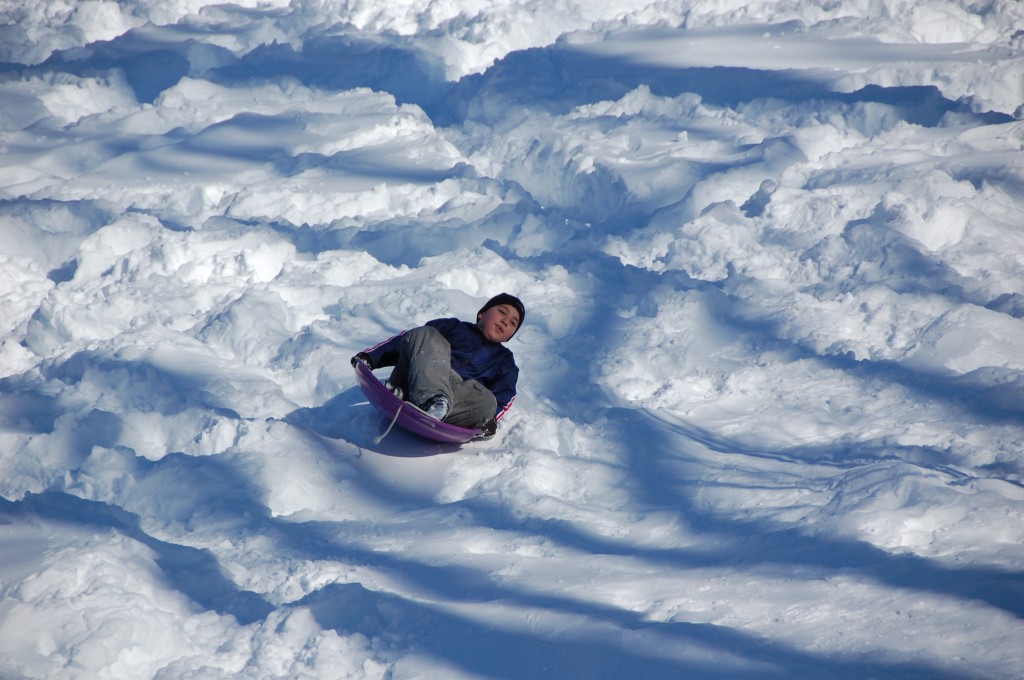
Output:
[351, 352, 373, 369]
[479, 418, 497, 439]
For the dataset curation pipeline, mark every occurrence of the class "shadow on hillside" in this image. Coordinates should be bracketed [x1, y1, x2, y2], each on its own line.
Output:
[258, 189, 534, 268]
[524, 235, 1024, 431]
[4, 317, 1014, 678]
[36, 348, 248, 420]
[513, 242, 1024, 616]
[212, 34, 447, 109]
[284, 386, 466, 457]
[428, 44, 1014, 128]
[1, 491, 273, 625]
[278, 526, 983, 680]
[296, 580, 975, 680]
[15, 20, 1012, 129]
[2, 411, 1001, 679]
[14, 18, 1013, 251]
[614, 408, 1024, 619]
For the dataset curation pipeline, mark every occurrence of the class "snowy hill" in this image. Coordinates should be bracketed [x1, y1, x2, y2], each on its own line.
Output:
[2, 1, 1023, 678]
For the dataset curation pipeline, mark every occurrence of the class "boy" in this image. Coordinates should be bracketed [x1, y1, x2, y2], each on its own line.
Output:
[351, 293, 524, 437]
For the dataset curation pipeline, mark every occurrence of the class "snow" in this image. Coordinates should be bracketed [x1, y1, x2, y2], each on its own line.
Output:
[2, 0, 1023, 678]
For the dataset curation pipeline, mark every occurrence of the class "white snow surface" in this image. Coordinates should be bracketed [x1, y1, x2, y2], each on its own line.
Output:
[2, 1, 1024, 678]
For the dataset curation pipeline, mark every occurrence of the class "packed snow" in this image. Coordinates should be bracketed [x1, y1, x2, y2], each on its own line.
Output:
[2, 1, 1024, 678]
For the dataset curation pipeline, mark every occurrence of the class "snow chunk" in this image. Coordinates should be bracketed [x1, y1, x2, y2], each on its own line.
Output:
[903, 304, 1024, 375]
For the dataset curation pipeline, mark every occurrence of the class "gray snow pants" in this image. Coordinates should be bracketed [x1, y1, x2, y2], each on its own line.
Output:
[388, 325, 497, 428]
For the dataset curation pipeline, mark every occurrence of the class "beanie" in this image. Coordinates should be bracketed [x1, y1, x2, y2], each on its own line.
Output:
[478, 293, 525, 336]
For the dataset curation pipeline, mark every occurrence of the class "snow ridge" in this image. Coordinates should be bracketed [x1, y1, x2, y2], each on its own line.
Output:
[1, 1, 1023, 679]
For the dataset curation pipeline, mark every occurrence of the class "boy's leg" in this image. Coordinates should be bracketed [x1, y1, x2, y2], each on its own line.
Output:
[390, 326, 454, 407]
[446, 378, 497, 429]
[389, 325, 497, 428]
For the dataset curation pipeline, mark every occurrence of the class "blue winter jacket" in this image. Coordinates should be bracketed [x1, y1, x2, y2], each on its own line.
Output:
[362, 318, 519, 421]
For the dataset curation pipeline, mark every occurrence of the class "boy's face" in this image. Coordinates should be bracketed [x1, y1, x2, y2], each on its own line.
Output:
[477, 304, 521, 343]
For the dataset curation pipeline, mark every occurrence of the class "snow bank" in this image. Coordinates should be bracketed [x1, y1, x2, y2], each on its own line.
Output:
[2, 1, 1023, 678]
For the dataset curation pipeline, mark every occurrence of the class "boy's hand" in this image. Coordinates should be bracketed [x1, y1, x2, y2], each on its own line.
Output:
[479, 418, 497, 439]
[351, 352, 373, 369]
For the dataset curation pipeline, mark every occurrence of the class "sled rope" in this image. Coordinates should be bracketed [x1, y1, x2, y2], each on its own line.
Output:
[374, 402, 404, 444]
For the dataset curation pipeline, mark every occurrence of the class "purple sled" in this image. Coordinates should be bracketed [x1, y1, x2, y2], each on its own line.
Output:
[353, 360, 483, 443]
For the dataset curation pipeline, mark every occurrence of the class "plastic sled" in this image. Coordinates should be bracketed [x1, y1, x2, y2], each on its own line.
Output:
[353, 360, 483, 444]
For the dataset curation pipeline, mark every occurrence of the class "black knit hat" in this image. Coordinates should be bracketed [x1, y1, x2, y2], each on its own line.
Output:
[478, 293, 525, 336]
